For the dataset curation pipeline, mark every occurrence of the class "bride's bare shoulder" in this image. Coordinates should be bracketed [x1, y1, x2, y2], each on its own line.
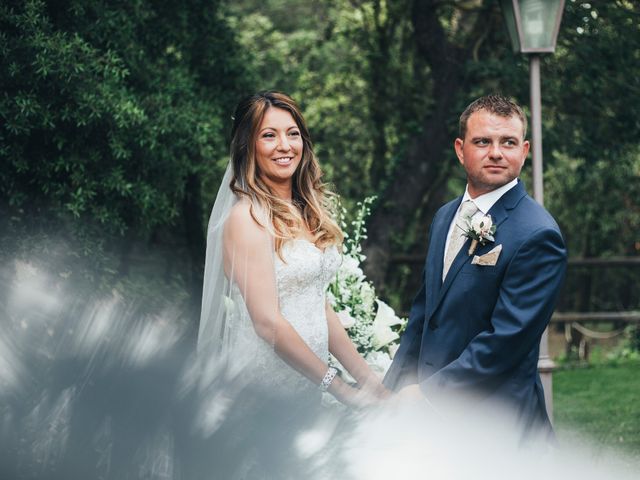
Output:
[225, 200, 268, 239]
[228, 199, 251, 219]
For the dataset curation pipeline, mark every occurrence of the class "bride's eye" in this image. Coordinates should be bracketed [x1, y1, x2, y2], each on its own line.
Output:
[288, 130, 300, 137]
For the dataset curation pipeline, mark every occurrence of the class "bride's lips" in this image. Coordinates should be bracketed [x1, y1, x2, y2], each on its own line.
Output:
[273, 156, 294, 166]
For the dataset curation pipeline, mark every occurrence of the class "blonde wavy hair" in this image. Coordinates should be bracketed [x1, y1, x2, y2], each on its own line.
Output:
[228, 91, 343, 256]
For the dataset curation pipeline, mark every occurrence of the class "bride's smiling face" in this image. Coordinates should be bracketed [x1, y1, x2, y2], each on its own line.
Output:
[254, 107, 303, 186]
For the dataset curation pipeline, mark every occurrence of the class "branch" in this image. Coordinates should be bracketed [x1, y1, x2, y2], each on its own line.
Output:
[614, 0, 640, 16]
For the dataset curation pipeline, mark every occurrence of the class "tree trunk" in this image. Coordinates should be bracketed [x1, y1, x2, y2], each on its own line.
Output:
[363, 0, 492, 293]
[367, 0, 391, 190]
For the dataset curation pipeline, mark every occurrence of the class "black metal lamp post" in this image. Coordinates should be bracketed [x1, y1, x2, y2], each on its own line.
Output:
[500, 0, 566, 422]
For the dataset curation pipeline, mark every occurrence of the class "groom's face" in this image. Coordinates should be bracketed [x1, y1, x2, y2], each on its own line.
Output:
[454, 110, 530, 198]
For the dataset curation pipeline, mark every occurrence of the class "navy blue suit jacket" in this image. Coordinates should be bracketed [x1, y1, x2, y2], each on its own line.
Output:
[384, 181, 567, 431]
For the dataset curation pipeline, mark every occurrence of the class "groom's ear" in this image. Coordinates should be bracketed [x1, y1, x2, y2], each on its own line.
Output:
[521, 139, 530, 162]
[454, 138, 465, 165]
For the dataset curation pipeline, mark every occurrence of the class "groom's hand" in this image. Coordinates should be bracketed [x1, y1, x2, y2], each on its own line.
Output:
[397, 384, 423, 401]
[359, 373, 392, 401]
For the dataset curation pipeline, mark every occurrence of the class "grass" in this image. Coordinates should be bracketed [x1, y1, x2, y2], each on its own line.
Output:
[553, 359, 640, 461]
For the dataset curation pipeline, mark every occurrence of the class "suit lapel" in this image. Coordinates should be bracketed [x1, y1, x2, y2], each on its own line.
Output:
[432, 238, 472, 317]
[426, 181, 527, 325]
[425, 198, 461, 317]
[486, 197, 509, 231]
[488, 180, 526, 228]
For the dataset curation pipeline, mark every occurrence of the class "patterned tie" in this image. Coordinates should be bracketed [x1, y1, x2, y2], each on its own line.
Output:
[443, 200, 478, 279]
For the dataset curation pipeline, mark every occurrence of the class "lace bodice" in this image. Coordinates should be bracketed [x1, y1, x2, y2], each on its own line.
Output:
[276, 240, 341, 364]
[230, 239, 341, 398]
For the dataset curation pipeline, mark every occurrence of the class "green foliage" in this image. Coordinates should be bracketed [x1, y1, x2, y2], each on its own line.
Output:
[604, 327, 640, 364]
[546, 149, 640, 258]
[543, 2, 640, 260]
[339, 196, 376, 263]
[0, 0, 249, 288]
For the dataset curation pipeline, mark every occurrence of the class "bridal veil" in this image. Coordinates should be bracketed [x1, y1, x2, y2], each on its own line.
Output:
[197, 162, 280, 384]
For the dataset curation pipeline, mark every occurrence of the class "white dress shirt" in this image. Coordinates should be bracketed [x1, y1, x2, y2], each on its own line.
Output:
[442, 178, 518, 278]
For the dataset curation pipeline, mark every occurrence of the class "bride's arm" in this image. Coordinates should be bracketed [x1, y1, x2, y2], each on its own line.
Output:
[223, 203, 364, 405]
[326, 303, 390, 399]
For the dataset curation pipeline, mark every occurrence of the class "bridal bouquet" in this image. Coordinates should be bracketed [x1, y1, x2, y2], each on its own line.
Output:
[328, 197, 406, 376]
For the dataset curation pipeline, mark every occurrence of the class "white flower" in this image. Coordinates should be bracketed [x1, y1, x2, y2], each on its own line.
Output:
[336, 309, 356, 329]
[365, 351, 393, 375]
[340, 254, 364, 279]
[371, 322, 399, 350]
[370, 300, 404, 350]
[388, 343, 400, 359]
[360, 283, 376, 312]
[471, 214, 493, 237]
[374, 299, 403, 328]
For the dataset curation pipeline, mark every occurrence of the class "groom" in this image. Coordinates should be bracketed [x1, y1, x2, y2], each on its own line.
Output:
[384, 95, 567, 434]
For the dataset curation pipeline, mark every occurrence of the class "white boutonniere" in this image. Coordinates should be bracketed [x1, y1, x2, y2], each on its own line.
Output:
[462, 213, 496, 255]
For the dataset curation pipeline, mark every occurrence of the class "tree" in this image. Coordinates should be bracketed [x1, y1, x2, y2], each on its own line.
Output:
[363, 0, 502, 291]
[0, 0, 250, 307]
[543, 1, 640, 314]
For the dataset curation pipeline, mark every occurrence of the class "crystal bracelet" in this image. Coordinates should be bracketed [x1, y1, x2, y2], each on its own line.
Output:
[319, 366, 338, 392]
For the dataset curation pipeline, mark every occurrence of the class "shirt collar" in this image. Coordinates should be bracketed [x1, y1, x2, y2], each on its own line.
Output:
[461, 178, 519, 215]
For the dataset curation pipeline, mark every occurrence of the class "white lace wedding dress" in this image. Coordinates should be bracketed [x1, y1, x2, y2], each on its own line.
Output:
[229, 239, 341, 399]
[202, 238, 342, 480]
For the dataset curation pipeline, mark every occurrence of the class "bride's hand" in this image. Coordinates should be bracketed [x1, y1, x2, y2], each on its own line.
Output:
[329, 378, 391, 408]
[356, 372, 392, 401]
[329, 379, 379, 408]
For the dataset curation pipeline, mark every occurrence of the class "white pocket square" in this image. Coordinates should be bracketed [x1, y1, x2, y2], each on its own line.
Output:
[471, 244, 502, 266]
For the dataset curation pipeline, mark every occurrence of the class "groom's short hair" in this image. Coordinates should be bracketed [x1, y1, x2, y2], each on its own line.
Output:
[459, 95, 528, 140]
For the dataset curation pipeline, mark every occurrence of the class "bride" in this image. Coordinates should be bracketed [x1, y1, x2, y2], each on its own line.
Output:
[198, 91, 389, 407]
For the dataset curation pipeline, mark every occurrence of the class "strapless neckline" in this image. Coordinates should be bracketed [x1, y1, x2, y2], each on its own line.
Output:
[287, 238, 339, 255]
